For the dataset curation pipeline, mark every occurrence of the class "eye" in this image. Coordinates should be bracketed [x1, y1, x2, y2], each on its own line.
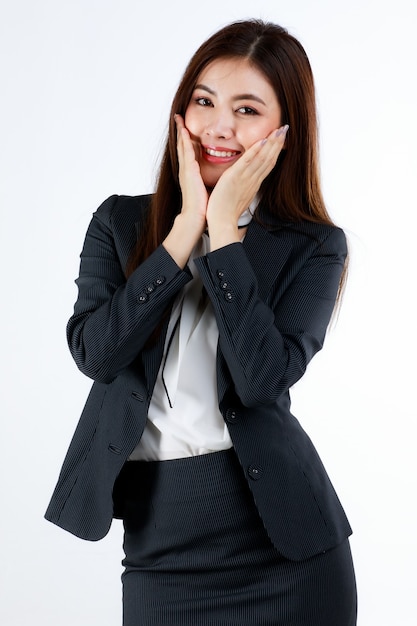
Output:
[236, 106, 258, 115]
[194, 97, 213, 107]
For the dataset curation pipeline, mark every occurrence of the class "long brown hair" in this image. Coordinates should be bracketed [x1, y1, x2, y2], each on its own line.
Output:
[127, 19, 346, 297]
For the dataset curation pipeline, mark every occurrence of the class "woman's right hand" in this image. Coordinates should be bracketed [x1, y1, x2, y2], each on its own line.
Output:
[162, 115, 208, 268]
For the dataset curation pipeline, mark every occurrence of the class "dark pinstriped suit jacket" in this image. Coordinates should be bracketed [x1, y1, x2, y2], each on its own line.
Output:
[45, 194, 352, 561]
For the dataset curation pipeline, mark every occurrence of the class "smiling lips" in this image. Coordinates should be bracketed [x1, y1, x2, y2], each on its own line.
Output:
[202, 145, 241, 162]
[205, 147, 239, 157]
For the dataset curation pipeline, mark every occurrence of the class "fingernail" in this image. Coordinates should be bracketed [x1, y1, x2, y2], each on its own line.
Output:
[276, 125, 289, 137]
[261, 138, 267, 145]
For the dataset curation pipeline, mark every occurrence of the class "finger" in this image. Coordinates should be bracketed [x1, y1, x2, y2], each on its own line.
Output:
[174, 113, 185, 134]
[176, 122, 201, 173]
[175, 117, 194, 174]
[181, 127, 197, 161]
[250, 124, 289, 162]
[174, 114, 189, 158]
[268, 124, 289, 157]
[274, 124, 290, 141]
[260, 124, 289, 164]
[237, 124, 289, 179]
[174, 114, 185, 164]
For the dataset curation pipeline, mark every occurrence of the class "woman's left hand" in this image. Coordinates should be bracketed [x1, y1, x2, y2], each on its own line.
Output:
[207, 125, 288, 249]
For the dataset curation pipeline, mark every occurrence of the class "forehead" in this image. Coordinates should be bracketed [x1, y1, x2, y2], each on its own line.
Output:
[196, 57, 274, 95]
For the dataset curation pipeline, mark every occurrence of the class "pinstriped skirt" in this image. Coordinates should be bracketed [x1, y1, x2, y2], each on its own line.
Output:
[118, 448, 357, 625]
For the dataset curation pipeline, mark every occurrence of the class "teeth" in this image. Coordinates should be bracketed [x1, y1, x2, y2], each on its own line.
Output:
[205, 148, 238, 158]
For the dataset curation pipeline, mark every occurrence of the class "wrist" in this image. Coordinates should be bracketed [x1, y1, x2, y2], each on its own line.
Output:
[162, 213, 204, 268]
[208, 221, 240, 251]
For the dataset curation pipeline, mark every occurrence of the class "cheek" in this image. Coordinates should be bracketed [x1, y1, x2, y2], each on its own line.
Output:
[184, 108, 199, 135]
[241, 119, 280, 148]
[239, 127, 267, 150]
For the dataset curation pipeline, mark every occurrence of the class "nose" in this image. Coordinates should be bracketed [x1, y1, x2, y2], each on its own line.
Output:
[204, 109, 234, 140]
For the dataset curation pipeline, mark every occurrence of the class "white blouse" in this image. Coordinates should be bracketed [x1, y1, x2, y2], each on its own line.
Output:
[129, 233, 233, 461]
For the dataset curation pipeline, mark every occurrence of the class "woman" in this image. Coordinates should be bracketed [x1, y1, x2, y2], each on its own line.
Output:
[46, 19, 357, 625]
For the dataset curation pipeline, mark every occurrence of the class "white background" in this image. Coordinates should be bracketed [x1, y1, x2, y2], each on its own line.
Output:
[1, 0, 415, 624]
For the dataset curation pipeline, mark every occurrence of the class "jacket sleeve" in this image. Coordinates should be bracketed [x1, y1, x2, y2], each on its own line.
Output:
[66, 196, 191, 383]
[194, 228, 347, 407]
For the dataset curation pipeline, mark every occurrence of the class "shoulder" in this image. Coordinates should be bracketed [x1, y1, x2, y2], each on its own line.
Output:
[86, 194, 153, 267]
[256, 205, 347, 254]
[265, 219, 347, 258]
[93, 194, 153, 231]
[288, 221, 346, 253]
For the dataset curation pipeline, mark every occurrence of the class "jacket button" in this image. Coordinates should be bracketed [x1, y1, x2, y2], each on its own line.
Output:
[136, 293, 148, 303]
[216, 269, 225, 278]
[219, 281, 229, 290]
[224, 291, 233, 301]
[225, 408, 239, 423]
[248, 465, 263, 480]
[154, 276, 166, 286]
[145, 283, 155, 293]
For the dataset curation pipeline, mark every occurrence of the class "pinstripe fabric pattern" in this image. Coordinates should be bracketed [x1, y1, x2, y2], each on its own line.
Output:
[120, 450, 357, 625]
[45, 194, 353, 561]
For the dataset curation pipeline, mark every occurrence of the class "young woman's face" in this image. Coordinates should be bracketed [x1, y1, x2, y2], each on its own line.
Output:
[184, 57, 282, 188]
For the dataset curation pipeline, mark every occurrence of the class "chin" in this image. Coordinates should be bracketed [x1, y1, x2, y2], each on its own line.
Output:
[200, 166, 226, 189]
[201, 174, 220, 189]
[203, 177, 220, 190]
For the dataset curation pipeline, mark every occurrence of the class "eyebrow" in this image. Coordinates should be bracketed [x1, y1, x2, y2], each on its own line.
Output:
[194, 83, 266, 106]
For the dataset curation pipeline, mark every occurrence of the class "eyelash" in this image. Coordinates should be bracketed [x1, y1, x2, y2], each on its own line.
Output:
[237, 106, 258, 115]
[193, 97, 259, 116]
[194, 97, 213, 107]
